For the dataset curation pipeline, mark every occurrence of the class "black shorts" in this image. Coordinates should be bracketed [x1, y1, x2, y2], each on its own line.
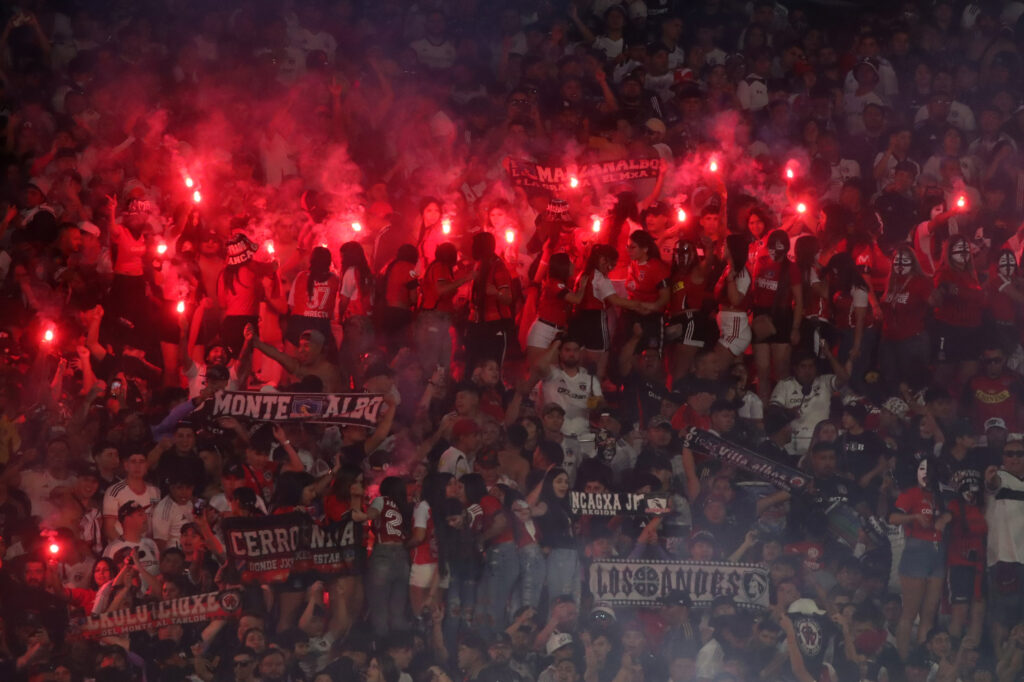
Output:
[932, 321, 981, 363]
[948, 564, 984, 604]
[569, 309, 610, 352]
[752, 306, 794, 345]
[666, 311, 717, 348]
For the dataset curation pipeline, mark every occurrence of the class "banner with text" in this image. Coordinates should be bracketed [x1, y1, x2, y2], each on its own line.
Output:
[506, 157, 662, 192]
[588, 559, 770, 609]
[682, 428, 811, 492]
[569, 491, 670, 516]
[210, 391, 384, 426]
[80, 590, 242, 637]
[222, 513, 365, 583]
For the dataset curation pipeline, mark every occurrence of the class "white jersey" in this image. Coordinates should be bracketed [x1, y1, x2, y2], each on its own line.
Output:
[151, 495, 195, 549]
[986, 469, 1024, 566]
[540, 366, 602, 437]
[770, 375, 839, 454]
[102, 480, 161, 536]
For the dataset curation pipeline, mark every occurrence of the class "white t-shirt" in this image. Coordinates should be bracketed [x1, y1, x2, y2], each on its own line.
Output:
[20, 469, 74, 518]
[736, 75, 768, 111]
[409, 38, 456, 70]
[102, 537, 161, 575]
[151, 495, 195, 549]
[695, 638, 725, 680]
[591, 270, 617, 305]
[540, 366, 602, 437]
[986, 470, 1024, 566]
[438, 446, 471, 478]
[770, 374, 839, 454]
[592, 36, 624, 61]
[185, 361, 239, 399]
[102, 480, 161, 535]
[739, 392, 764, 421]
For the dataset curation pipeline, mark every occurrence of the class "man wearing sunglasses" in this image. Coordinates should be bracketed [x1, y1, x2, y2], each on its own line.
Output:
[230, 648, 258, 682]
[965, 344, 1024, 433]
[985, 439, 1024, 648]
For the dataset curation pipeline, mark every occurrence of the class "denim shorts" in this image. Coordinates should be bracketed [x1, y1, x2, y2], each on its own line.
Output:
[899, 537, 946, 579]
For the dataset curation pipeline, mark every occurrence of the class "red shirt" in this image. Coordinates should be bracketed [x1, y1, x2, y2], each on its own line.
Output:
[966, 373, 1023, 432]
[669, 270, 709, 315]
[985, 274, 1017, 325]
[479, 495, 515, 546]
[881, 276, 932, 341]
[472, 257, 512, 322]
[831, 287, 874, 331]
[933, 268, 983, 327]
[421, 261, 455, 312]
[626, 259, 670, 303]
[894, 486, 943, 542]
[410, 500, 438, 565]
[750, 254, 798, 309]
[110, 223, 147, 277]
[384, 263, 417, 309]
[219, 264, 263, 316]
[372, 496, 407, 544]
[536, 278, 569, 327]
[671, 405, 711, 432]
[290, 271, 339, 318]
[242, 461, 280, 502]
[946, 499, 986, 567]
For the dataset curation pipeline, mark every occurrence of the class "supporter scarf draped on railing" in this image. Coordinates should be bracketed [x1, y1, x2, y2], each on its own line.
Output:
[504, 157, 662, 192]
[682, 428, 812, 492]
[588, 559, 770, 608]
[222, 512, 366, 583]
[79, 590, 243, 637]
[209, 390, 384, 426]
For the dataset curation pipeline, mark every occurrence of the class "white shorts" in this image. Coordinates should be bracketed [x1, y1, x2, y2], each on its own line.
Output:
[717, 311, 752, 356]
[526, 319, 563, 348]
[410, 562, 441, 589]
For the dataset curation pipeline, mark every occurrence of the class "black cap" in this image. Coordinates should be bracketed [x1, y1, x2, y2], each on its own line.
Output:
[661, 589, 693, 608]
[459, 631, 488, 652]
[118, 500, 149, 521]
[71, 460, 100, 479]
[363, 363, 394, 381]
[206, 364, 230, 382]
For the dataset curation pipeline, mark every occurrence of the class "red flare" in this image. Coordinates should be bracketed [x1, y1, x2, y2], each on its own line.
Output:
[156, 242, 168, 255]
[569, 176, 580, 188]
[956, 195, 966, 209]
[48, 542, 59, 555]
[677, 208, 687, 222]
[708, 159, 719, 173]
[592, 217, 602, 233]
[43, 328, 54, 343]
[441, 218, 452, 235]
[796, 202, 807, 214]
[184, 177, 194, 189]
[352, 222, 362, 232]
[265, 240, 275, 255]
[176, 301, 185, 314]
[192, 190, 202, 203]
[504, 228, 515, 244]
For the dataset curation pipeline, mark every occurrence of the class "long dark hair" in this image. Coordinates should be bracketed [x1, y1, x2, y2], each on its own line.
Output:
[607, 191, 640, 248]
[340, 241, 373, 297]
[307, 246, 333, 301]
[379, 243, 419, 305]
[629, 230, 660, 261]
[329, 464, 363, 502]
[725, 233, 750, 273]
[471, 231, 498, 316]
[378, 475, 411, 535]
[548, 252, 572, 284]
[825, 252, 868, 294]
[461, 473, 488, 505]
[421, 472, 455, 566]
[540, 467, 571, 509]
[794, 234, 820, 286]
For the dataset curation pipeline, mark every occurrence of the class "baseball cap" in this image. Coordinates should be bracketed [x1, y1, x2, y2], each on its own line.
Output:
[452, 418, 480, 440]
[300, 329, 326, 347]
[986, 417, 1008, 431]
[590, 603, 617, 622]
[459, 631, 487, 652]
[788, 598, 826, 616]
[545, 631, 573, 656]
[363, 363, 395, 380]
[77, 221, 101, 237]
[660, 589, 693, 608]
[118, 500, 149, 521]
[71, 460, 100, 479]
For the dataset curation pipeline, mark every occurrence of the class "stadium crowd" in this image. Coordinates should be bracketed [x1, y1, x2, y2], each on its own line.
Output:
[10, 0, 1024, 681]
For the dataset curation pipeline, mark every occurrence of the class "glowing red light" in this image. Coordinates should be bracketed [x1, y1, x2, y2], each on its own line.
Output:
[176, 301, 185, 314]
[796, 202, 807, 214]
[569, 176, 580, 188]
[708, 159, 719, 173]
[956, 195, 966, 209]
[504, 229, 515, 244]
[676, 208, 687, 222]
[441, 218, 452, 235]
[156, 242, 168, 255]
[184, 177, 194, 189]
[43, 328, 54, 343]
[592, 217, 602, 233]
[265, 240, 275, 255]
[48, 542, 59, 555]
[786, 168, 794, 180]
[192, 190, 202, 203]
[352, 222, 362, 232]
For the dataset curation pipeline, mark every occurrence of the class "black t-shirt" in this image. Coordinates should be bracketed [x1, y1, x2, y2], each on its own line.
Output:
[621, 370, 667, 430]
[938, 447, 990, 502]
[838, 430, 890, 486]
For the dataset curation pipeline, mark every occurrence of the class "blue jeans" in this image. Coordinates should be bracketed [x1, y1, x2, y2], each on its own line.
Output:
[444, 564, 478, 648]
[516, 544, 545, 612]
[546, 547, 580, 604]
[367, 543, 410, 636]
[482, 542, 519, 629]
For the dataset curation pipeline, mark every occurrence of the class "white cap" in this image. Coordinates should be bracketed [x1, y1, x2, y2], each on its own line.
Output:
[788, 598, 826, 616]
[77, 221, 101, 237]
[546, 631, 573, 656]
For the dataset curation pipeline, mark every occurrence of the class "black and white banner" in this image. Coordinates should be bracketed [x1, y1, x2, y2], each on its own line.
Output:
[588, 559, 770, 608]
[505, 157, 662, 191]
[569, 491, 670, 516]
[210, 391, 384, 426]
[682, 428, 811, 492]
[80, 590, 242, 637]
